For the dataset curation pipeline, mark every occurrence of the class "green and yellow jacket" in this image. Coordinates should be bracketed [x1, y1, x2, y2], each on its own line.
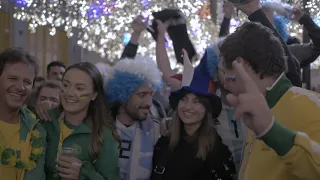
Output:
[0, 106, 46, 180]
[239, 75, 320, 180]
[43, 109, 120, 180]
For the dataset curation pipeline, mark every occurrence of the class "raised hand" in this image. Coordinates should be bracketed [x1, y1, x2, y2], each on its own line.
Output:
[232, 0, 259, 16]
[226, 60, 273, 136]
[131, 15, 149, 34]
[155, 19, 170, 37]
[224, 1, 235, 19]
[181, 49, 194, 87]
[290, 8, 305, 22]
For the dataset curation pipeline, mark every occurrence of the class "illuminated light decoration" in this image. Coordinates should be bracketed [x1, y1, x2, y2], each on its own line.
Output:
[12, 0, 64, 35]
[311, 17, 320, 69]
[9, 0, 320, 67]
[141, 0, 151, 6]
[313, 17, 320, 27]
[13, 0, 29, 7]
[230, 18, 240, 33]
[76, 0, 216, 66]
[306, 0, 320, 18]
[164, 35, 174, 49]
[10, 0, 215, 67]
[87, 0, 115, 19]
[198, 3, 211, 18]
[122, 33, 131, 45]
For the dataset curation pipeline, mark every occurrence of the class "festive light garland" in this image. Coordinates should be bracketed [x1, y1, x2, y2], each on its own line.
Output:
[10, 0, 215, 68]
[4, 0, 320, 68]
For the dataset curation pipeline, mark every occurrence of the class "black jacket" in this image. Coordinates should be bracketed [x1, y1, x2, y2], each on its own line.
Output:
[151, 135, 236, 180]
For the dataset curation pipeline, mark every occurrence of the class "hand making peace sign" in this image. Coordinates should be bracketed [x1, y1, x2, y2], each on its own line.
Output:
[226, 60, 274, 136]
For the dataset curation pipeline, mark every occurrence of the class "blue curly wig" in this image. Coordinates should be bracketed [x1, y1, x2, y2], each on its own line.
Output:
[104, 57, 163, 106]
[105, 71, 143, 105]
[273, 13, 289, 41]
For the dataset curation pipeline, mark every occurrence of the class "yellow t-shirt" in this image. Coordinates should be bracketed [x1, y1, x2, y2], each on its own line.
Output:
[58, 122, 74, 152]
[0, 120, 21, 180]
[62, 122, 73, 141]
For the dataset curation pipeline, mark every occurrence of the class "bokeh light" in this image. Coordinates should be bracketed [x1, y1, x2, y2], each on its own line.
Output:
[10, 0, 216, 66]
[3, 0, 320, 68]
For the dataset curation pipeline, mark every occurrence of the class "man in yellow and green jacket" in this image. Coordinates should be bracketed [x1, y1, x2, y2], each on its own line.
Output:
[238, 75, 320, 180]
[0, 48, 46, 180]
[218, 18, 320, 180]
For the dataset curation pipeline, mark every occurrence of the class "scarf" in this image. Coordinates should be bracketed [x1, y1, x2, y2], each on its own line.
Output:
[116, 115, 160, 180]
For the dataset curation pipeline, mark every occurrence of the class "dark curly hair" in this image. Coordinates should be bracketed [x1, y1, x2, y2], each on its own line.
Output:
[219, 22, 287, 79]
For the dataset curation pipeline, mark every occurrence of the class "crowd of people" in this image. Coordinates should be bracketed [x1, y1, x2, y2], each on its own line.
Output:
[0, 0, 320, 180]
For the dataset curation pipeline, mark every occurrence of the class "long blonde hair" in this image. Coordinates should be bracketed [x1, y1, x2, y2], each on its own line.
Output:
[169, 94, 217, 161]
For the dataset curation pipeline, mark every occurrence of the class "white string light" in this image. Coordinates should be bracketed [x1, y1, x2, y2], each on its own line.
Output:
[11, 0, 215, 64]
[7, 0, 320, 67]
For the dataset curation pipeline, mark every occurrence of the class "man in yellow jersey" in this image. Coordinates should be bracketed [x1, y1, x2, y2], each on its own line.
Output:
[0, 48, 46, 180]
[218, 20, 320, 180]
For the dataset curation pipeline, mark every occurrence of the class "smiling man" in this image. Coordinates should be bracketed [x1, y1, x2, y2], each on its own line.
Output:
[0, 48, 46, 180]
[105, 56, 163, 180]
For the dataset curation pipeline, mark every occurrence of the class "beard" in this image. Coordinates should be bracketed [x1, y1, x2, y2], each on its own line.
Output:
[124, 105, 149, 121]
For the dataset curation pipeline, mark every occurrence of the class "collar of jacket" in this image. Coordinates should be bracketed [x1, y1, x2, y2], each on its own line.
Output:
[265, 73, 293, 108]
[48, 109, 92, 135]
[19, 106, 39, 141]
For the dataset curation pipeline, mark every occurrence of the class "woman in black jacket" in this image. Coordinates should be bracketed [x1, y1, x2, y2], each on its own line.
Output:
[151, 50, 236, 180]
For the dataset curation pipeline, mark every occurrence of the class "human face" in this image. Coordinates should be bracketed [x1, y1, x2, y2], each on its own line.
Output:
[48, 66, 65, 81]
[124, 84, 153, 121]
[61, 68, 97, 114]
[36, 87, 60, 108]
[0, 62, 34, 110]
[178, 93, 206, 125]
[218, 57, 246, 95]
